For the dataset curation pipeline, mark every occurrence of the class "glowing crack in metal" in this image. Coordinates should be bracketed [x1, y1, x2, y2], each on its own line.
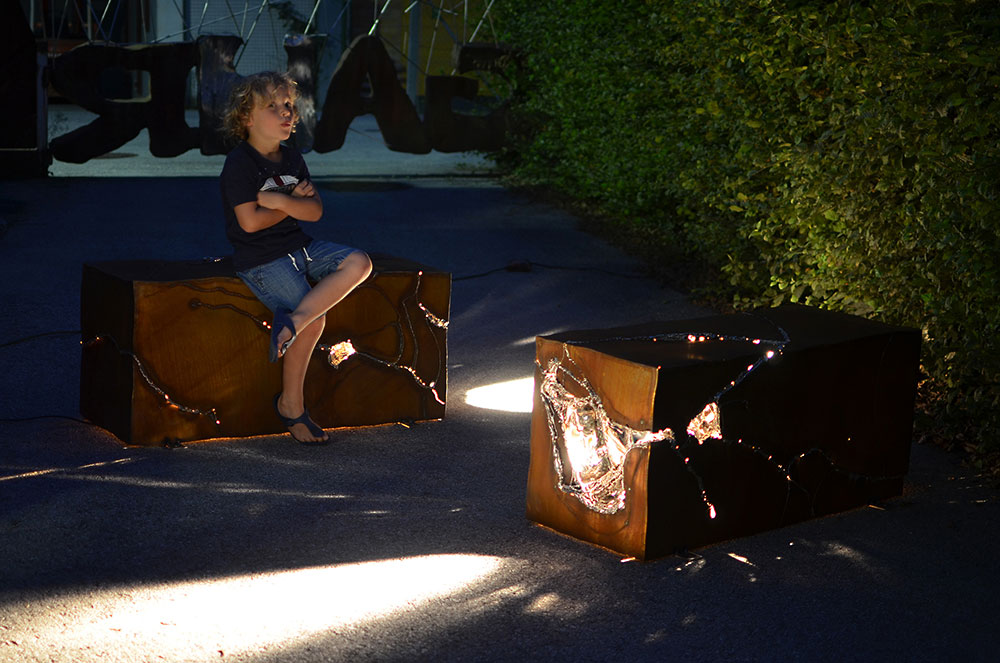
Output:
[687, 402, 722, 444]
[198, 269, 449, 407]
[541, 318, 793, 518]
[321, 340, 358, 368]
[540, 314, 910, 522]
[82, 335, 222, 426]
[83, 269, 449, 432]
[317, 270, 447, 405]
[419, 302, 449, 328]
[539, 355, 674, 515]
[189, 297, 271, 329]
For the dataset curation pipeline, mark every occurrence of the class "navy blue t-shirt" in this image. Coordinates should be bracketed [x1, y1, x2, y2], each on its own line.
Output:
[221, 141, 314, 271]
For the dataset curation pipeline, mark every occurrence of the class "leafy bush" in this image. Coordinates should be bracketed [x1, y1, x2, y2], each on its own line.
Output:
[494, 0, 1000, 468]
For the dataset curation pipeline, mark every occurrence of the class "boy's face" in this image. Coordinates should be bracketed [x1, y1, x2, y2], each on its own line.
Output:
[247, 85, 296, 145]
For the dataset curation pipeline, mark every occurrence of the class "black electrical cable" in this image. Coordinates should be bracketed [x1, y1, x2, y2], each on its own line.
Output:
[0, 330, 81, 349]
[453, 259, 645, 282]
[0, 414, 97, 427]
[0, 330, 92, 426]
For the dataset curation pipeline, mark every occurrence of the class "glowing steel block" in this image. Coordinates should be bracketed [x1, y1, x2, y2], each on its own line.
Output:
[80, 256, 449, 445]
[526, 305, 920, 559]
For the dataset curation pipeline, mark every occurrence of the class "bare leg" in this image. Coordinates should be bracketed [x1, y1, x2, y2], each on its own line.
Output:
[274, 251, 373, 442]
[276, 315, 327, 443]
[287, 251, 373, 337]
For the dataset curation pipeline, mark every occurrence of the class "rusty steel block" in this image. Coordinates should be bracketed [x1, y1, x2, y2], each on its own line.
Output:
[80, 255, 449, 446]
[526, 305, 920, 559]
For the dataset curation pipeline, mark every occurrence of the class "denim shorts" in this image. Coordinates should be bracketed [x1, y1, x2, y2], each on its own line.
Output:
[237, 239, 359, 313]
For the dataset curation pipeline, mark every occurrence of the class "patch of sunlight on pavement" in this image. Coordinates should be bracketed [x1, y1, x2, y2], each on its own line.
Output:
[4, 554, 508, 661]
[464, 377, 535, 413]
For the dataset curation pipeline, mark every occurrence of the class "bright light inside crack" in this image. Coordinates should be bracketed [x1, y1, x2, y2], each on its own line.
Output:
[9, 554, 504, 661]
[539, 357, 673, 514]
[325, 339, 357, 367]
[464, 377, 535, 413]
[687, 402, 722, 443]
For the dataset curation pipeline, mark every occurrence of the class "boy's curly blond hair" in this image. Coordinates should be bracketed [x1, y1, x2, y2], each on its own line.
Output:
[222, 71, 300, 144]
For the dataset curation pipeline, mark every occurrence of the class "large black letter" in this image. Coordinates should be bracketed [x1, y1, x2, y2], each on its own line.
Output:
[49, 42, 200, 162]
[314, 35, 430, 154]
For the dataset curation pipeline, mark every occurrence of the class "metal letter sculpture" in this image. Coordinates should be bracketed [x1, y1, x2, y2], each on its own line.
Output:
[0, 0, 50, 176]
[49, 42, 201, 162]
[43, 30, 510, 162]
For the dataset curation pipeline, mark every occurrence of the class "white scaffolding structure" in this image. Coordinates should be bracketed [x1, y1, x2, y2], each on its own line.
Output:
[24, 0, 502, 98]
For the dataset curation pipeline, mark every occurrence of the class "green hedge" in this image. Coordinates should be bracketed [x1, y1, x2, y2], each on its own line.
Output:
[495, 0, 1000, 464]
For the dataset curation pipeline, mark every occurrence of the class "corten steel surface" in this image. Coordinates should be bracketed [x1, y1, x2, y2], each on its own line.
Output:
[80, 255, 450, 446]
[526, 304, 921, 559]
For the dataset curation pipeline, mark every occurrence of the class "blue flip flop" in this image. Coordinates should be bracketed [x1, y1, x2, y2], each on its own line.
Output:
[269, 308, 298, 363]
[273, 393, 330, 445]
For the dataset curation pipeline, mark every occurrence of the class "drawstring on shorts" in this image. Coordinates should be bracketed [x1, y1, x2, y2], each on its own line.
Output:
[287, 247, 314, 272]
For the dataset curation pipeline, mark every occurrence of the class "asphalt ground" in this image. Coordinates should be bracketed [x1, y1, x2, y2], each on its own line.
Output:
[1, 109, 998, 662]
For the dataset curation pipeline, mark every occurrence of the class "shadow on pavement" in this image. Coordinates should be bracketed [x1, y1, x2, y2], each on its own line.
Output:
[1, 155, 998, 661]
